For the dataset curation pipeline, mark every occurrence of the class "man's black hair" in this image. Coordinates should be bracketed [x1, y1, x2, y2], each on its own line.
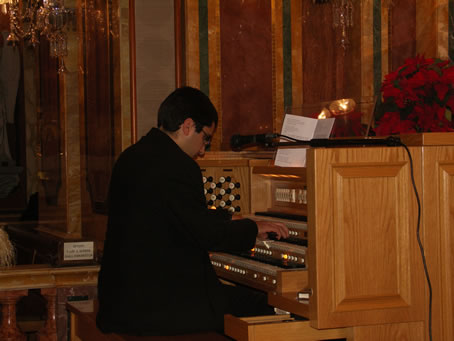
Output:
[157, 86, 218, 133]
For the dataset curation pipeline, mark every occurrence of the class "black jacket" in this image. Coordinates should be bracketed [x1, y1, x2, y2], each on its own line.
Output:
[96, 128, 258, 335]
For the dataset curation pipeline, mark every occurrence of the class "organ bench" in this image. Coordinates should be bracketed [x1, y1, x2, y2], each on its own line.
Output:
[66, 300, 231, 341]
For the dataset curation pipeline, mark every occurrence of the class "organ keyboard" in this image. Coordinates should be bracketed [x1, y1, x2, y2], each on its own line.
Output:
[240, 238, 306, 269]
[209, 252, 307, 293]
[209, 214, 308, 293]
[244, 214, 307, 246]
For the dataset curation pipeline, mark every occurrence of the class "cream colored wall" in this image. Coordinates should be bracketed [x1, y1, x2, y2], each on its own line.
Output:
[135, 0, 176, 140]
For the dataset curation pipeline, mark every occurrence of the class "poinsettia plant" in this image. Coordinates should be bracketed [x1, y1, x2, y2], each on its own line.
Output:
[374, 56, 454, 136]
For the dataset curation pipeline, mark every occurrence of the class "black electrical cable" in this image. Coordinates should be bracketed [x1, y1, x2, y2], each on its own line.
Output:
[397, 140, 432, 341]
[274, 134, 403, 147]
[278, 134, 301, 142]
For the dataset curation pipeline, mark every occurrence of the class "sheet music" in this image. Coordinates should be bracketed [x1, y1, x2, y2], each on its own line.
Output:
[274, 114, 334, 167]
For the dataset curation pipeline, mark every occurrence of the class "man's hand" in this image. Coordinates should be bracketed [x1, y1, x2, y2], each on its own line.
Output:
[256, 221, 289, 240]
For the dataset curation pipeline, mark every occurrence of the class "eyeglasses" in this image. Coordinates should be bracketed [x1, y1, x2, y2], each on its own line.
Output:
[200, 129, 212, 145]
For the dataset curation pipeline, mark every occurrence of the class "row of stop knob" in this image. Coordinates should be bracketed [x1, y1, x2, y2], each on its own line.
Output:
[203, 176, 241, 188]
[203, 176, 241, 212]
[211, 260, 277, 284]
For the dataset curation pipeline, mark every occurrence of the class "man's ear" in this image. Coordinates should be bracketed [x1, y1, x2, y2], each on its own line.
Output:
[181, 118, 194, 136]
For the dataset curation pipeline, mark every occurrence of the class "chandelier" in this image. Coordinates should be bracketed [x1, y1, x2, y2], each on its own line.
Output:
[314, 0, 394, 49]
[312, 0, 353, 49]
[331, 0, 354, 49]
[0, 0, 74, 73]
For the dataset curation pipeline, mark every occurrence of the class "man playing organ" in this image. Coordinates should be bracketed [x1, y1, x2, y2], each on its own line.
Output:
[96, 86, 288, 336]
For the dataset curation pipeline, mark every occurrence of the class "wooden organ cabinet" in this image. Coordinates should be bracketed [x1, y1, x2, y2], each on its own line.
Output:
[198, 133, 454, 341]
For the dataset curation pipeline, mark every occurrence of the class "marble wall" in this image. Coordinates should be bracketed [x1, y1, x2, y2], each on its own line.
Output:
[134, 0, 176, 140]
[5, 0, 454, 242]
[182, 0, 454, 150]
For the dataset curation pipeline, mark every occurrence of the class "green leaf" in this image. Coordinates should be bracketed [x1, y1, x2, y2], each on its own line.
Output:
[393, 79, 401, 89]
[374, 97, 386, 121]
[429, 64, 443, 76]
[397, 65, 408, 77]
[445, 108, 452, 122]
[374, 97, 400, 121]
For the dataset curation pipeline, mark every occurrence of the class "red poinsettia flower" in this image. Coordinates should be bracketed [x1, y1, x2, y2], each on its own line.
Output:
[375, 112, 417, 135]
[374, 56, 454, 135]
[434, 83, 450, 102]
[410, 105, 436, 131]
[441, 66, 454, 83]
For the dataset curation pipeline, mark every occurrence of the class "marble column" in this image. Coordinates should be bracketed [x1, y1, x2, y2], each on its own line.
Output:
[37, 288, 57, 341]
[0, 290, 28, 341]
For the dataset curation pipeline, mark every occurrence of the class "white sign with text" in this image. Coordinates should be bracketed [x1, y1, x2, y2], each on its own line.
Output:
[63, 241, 95, 261]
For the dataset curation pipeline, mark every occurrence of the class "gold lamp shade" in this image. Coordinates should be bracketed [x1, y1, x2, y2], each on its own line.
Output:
[328, 98, 356, 116]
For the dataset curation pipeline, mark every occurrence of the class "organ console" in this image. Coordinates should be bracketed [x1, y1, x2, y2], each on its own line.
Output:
[198, 134, 454, 340]
[200, 156, 309, 296]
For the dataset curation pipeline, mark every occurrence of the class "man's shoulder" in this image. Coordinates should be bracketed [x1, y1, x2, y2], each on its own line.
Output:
[114, 134, 199, 174]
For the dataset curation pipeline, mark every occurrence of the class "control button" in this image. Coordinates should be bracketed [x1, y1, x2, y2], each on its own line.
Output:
[219, 176, 225, 183]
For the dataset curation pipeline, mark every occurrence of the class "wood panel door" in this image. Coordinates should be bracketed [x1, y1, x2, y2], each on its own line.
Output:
[306, 146, 425, 329]
[423, 145, 454, 341]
